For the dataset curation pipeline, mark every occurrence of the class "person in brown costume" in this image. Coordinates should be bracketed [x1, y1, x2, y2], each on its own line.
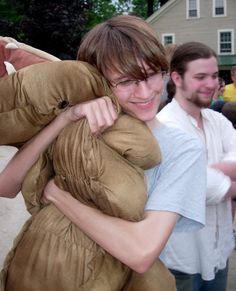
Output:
[0, 15, 206, 291]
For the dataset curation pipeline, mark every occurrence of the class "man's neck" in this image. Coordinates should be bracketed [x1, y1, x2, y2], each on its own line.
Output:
[175, 94, 203, 129]
[146, 117, 162, 130]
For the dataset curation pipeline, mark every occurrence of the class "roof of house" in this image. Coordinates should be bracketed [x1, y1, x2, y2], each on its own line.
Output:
[147, 0, 179, 23]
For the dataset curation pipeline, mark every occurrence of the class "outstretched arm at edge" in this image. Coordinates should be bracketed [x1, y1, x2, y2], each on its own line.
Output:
[0, 97, 117, 198]
[0, 110, 73, 197]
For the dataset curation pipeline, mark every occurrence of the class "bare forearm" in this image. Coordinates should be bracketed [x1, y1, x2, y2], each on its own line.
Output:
[46, 184, 178, 273]
[0, 111, 72, 197]
[49, 189, 145, 268]
[211, 162, 236, 180]
[211, 162, 236, 200]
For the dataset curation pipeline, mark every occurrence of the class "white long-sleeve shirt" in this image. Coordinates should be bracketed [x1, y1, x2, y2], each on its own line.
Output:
[157, 98, 236, 280]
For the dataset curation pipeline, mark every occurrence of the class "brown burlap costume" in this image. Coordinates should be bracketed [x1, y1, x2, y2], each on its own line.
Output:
[0, 61, 176, 291]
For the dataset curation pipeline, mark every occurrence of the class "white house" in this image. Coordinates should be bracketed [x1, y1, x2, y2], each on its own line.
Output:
[147, 0, 236, 82]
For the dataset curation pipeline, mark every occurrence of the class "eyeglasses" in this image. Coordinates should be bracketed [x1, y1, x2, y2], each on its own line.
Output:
[110, 71, 166, 91]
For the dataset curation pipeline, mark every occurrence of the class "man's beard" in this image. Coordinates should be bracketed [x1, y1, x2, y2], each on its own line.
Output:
[190, 94, 212, 108]
[182, 84, 214, 108]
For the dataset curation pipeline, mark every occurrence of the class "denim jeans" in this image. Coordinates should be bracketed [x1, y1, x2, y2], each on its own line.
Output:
[169, 269, 192, 291]
[170, 263, 228, 291]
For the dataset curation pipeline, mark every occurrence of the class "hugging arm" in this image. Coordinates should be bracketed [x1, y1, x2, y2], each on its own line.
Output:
[43, 180, 178, 273]
[43, 136, 206, 273]
[0, 97, 117, 198]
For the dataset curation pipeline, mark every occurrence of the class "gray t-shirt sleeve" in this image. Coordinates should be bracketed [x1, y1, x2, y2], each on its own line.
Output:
[145, 125, 206, 232]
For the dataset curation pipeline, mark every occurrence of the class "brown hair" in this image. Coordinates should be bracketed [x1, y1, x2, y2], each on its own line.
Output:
[231, 66, 236, 76]
[164, 43, 178, 65]
[170, 41, 217, 77]
[77, 15, 168, 82]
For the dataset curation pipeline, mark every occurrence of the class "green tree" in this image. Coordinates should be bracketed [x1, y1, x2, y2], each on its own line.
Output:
[0, 0, 169, 58]
[0, 0, 24, 21]
[132, 0, 160, 18]
[86, 0, 117, 29]
[17, 0, 93, 59]
[159, 0, 168, 6]
[115, 0, 133, 14]
[0, 0, 93, 59]
[0, 0, 25, 36]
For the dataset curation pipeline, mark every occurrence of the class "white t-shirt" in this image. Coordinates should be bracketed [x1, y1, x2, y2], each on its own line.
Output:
[145, 125, 206, 232]
[145, 124, 206, 231]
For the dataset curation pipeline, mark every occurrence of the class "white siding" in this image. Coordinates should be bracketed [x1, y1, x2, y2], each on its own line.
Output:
[147, 0, 236, 55]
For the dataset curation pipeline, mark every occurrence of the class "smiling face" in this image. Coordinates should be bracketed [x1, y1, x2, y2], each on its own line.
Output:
[173, 57, 219, 108]
[77, 15, 169, 122]
[107, 63, 164, 122]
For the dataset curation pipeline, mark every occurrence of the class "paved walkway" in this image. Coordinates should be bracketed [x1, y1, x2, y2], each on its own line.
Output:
[0, 146, 30, 268]
[228, 249, 236, 291]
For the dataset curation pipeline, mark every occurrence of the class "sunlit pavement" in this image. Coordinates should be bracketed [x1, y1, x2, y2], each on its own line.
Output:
[0, 146, 30, 268]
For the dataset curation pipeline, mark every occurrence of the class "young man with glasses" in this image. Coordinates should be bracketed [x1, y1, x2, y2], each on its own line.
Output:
[1, 16, 206, 290]
[44, 14, 206, 280]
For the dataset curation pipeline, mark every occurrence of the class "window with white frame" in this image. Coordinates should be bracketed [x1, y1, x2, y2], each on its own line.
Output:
[218, 30, 234, 54]
[187, 0, 199, 18]
[162, 34, 175, 46]
[213, 0, 226, 16]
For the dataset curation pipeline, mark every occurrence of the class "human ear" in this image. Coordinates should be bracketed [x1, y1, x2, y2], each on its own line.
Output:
[170, 71, 182, 88]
